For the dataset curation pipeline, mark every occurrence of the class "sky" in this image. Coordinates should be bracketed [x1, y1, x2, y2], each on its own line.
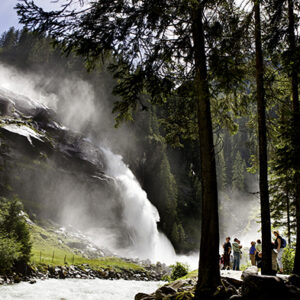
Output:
[0, 0, 62, 34]
[1, 0, 249, 35]
[0, 1, 20, 34]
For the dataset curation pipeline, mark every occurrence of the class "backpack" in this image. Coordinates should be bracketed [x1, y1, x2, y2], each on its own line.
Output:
[281, 237, 287, 248]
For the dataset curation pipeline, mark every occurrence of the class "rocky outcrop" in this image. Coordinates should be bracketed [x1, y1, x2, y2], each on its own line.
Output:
[0, 87, 143, 250]
[136, 270, 300, 300]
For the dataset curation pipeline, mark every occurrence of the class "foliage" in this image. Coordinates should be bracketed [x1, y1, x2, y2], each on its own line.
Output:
[282, 246, 295, 275]
[170, 262, 189, 281]
[0, 197, 32, 273]
[0, 237, 21, 274]
[232, 151, 246, 191]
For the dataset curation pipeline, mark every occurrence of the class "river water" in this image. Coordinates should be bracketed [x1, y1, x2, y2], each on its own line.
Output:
[0, 279, 164, 300]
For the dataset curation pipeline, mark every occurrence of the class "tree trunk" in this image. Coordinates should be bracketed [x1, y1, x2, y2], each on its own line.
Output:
[287, 189, 291, 245]
[287, 0, 300, 275]
[254, 0, 273, 275]
[192, 6, 221, 298]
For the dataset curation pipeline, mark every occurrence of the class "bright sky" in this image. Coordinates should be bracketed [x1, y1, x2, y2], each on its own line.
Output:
[0, 1, 20, 34]
[0, 0, 248, 35]
[0, 0, 62, 34]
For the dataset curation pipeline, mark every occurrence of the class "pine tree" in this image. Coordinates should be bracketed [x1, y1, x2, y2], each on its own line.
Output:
[216, 148, 227, 191]
[254, 0, 272, 274]
[232, 151, 246, 191]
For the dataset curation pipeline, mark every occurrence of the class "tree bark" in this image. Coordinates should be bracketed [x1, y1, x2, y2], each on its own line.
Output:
[287, 190, 291, 245]
[287, 0, 300, 275]
[192, 6, 221, 298]
[254, 0, 273, 275]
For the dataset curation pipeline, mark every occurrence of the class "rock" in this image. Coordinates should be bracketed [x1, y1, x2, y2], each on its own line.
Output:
[135, 293, 155, 300]
[221, 279, 238, 297]
[13, 275, 21, 283]
[29, 279, 36, 284]
[289, 274, 300, 288]
[168, 279, 191, 291]
[155, 285, 177, 300]
[241, 274, 287, 299]
[241, 266, 258, 279]
[40, 233, 48, 239]
[222, 276, 243, 289]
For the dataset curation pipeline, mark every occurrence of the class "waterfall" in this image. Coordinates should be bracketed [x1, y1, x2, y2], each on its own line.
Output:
[101, 148, 176, 263]
[0, 82, 181, 265]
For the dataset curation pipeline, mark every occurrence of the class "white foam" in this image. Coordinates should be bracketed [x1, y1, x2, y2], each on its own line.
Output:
[0, 279, 163, 300]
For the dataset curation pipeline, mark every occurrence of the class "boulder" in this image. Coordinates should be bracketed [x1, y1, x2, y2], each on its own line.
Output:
[168, 279, 193, 291]
[222, 276, 242, 289]
[241, 266, 258, 279]
[0, 277, 5, 285]
[241, 274, 287, 299]
[221, 279, 238, 297]
[155, 285, 177, 300]
[288, 274, 300, 288]
[135, 293, 155, 300]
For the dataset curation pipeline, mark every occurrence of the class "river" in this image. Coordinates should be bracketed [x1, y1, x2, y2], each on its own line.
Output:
[0, 279, 164, 300]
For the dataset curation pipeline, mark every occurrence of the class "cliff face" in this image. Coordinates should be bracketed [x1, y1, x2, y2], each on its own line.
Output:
[0, 87, 178, 263]
[0, 87, 121, 241]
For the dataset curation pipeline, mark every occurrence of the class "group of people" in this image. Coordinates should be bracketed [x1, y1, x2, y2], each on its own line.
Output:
[221, 230, 286, 273]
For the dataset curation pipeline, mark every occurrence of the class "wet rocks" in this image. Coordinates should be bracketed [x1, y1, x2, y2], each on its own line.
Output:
[241, 266, 258, 279]
[136, 273, 300, 300]
[241, 274, 287, 299]
[135, 293, 153, 300]
[155, 285, 177, 299]
[0, 262, 168, 285]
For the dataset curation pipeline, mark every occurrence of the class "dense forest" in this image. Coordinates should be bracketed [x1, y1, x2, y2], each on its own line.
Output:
[0, 0, 298, 298]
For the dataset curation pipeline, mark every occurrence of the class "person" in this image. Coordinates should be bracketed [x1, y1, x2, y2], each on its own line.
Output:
[273, 230, 284, 273]
[249, 241, 256, 266]
[256, 239, 262, 253]
[255, 239, 262, 266]
[223, 237, 231, 270]
[232, 238, 242, 271]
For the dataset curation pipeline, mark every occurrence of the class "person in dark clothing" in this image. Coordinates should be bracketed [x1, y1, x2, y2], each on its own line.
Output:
[223, 237, 231, 270]
[273, 230, 284, 273]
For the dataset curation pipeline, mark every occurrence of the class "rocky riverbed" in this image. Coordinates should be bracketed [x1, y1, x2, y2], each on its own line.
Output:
[0, 260, 170, 286]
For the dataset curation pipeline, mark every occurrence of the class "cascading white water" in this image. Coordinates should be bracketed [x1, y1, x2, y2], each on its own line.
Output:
[101, 148, 177, 263]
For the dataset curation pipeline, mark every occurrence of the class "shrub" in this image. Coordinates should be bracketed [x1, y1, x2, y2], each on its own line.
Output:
[0, 197, 32, 272]
[282, 246, 295, 274]
[0, 237, 21, 274]
[170, 262, 189, 281]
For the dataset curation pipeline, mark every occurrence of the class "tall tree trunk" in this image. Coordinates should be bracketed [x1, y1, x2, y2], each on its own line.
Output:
[192, 6, 221, 298]
[254, 0, 272, 275]
[287, 0, 300, 275]
[287, 190, 291, 245]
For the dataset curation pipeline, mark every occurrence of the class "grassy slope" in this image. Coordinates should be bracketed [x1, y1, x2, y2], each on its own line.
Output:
[29, 224, 144, 272]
